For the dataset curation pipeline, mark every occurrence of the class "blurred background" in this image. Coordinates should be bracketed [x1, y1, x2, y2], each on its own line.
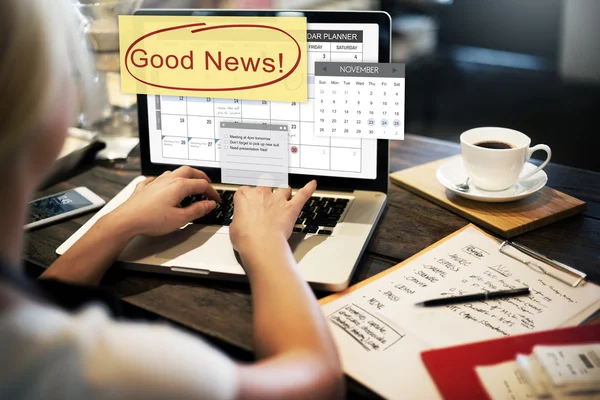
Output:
[107, 0, 600, 171]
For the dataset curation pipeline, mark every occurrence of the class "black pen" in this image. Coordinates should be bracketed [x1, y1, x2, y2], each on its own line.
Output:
[415, 287, 530, 307]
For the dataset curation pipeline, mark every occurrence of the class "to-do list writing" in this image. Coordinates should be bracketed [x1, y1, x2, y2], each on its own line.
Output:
[319, 226, 600, 400]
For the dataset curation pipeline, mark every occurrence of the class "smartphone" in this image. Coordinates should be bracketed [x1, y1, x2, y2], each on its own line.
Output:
[25, 187, 106, 230]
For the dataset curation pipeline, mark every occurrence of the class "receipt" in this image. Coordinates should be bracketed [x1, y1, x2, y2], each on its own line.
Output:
[220, 122, 289, 188]
[534, 344, 600, 388]
[476, 360, 537, 400]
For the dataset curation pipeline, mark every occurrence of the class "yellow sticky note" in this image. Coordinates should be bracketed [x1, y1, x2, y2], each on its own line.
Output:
[119, 16, 307, 102]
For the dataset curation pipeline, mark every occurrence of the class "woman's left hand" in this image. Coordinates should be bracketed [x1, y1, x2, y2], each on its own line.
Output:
[110, 166, 221, 237]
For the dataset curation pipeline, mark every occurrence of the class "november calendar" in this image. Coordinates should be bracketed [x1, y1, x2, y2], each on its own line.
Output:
[315, 62, 405, 140]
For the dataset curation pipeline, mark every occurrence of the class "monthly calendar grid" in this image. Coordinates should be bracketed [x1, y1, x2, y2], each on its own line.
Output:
[154, 27, 380, 175]
[157, 95, 368, 173]
[315, 62, 405, 141]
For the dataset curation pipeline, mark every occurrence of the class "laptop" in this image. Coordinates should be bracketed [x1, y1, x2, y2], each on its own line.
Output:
[57, 9, 391, 291]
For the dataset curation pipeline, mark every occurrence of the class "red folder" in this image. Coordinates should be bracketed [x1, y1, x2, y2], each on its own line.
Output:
[421, 324, 600, 400]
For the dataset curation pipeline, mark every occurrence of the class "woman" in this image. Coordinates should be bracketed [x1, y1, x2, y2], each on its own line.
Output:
[0, 1, 343, 398]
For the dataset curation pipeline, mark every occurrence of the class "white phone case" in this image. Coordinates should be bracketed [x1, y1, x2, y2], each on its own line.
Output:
[25, 187, 106, 230]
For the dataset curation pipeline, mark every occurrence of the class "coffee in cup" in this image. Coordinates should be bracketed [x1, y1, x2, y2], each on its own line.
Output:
[474, 141, 514, 150]
[460, 127, 551, 191]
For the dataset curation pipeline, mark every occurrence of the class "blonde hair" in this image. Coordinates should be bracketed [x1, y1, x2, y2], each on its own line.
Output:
[0, 0, 92, 165]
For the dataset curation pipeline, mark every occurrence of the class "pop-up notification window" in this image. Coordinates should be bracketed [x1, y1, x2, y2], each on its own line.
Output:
[220, 122, 289, 188]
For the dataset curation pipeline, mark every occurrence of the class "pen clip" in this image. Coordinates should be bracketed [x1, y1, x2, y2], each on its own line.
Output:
[498, 241, 586, 288]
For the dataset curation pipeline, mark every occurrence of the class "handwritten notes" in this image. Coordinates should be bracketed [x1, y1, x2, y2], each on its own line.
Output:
[215, 100, 242, 119]
[320, 225, 600, 400]
[328, 303, 405, 352]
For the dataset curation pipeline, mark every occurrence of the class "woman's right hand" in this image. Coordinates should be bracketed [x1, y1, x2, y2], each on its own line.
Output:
[229, 181, 317, 255]
[229, 180, 344, 400]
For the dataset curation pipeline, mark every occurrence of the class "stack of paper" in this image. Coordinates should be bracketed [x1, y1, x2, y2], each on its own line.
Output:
[320, 225, 600, 399]
[477, 343, 600, 400]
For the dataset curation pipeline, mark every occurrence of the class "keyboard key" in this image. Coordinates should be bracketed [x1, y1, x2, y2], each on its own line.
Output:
[304, 226, 319, 234]
[318, 229, 332, 235]
[304, 218, 336, 226]
[293, 227, 303, 233]
[190, 190, 236, 225]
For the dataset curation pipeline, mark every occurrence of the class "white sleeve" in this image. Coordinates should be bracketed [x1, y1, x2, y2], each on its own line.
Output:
[0, 304, 239, 400]
[75, 306, 239, 400]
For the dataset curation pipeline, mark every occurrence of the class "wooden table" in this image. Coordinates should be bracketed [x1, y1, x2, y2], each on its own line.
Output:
[23, 134, 600, 398]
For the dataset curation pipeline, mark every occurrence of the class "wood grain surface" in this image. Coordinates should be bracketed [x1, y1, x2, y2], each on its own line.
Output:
[390, 155, 587, 237]
[22, 134, 600, 399]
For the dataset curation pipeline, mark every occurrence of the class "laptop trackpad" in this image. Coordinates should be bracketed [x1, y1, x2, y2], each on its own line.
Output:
[119, 225, 329, 266]
[119, 224, 221, 262]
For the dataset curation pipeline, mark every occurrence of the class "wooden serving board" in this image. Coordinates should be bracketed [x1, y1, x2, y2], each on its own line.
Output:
[390, 155, 587, 238]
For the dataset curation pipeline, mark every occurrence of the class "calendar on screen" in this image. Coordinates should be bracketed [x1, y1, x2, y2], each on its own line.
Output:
[146, 24, 381, 180]
[314, 62, 405, 140]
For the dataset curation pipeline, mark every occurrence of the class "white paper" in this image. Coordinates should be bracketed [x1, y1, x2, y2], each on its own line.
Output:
[476, 360, 537, 400]
[320, 226, 600, 400]
[481, 355, 600, 400]
[59, 136, 91, 159]
[516, 353, 554, 397]
[561, 299, 600, 327]
[324, 300, 439, 399]
[96, 137, 139, 160]
[534, 344, 600, 387]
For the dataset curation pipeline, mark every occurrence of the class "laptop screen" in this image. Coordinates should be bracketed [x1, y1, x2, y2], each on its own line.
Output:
[145, 22, 379, 180]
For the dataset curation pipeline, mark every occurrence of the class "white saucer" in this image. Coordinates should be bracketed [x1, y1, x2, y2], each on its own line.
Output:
[436, 158, 548, 203]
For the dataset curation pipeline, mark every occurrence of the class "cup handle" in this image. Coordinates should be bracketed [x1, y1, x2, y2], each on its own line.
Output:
[519, 144, 551, 181]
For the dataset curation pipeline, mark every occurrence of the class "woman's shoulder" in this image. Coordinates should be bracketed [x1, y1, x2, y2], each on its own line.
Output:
[0, 301, 239, 400]
[0, 301, 108, 399]
[0, 299, 107, 335]
[0, 300, 112, 359]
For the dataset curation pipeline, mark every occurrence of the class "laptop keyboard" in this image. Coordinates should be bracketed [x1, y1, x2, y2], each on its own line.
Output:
[180, 189, 350, 235]
[295, 196, 349, 235]
[181, 189, 236, 226]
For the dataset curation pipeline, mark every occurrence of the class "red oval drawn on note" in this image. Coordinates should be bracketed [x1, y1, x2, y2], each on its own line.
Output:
[124, 23, 302, 92]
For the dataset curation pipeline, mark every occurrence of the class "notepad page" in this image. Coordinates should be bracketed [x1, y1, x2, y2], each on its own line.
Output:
[320, 226, 600, 400]
[475, 360, 538, 400]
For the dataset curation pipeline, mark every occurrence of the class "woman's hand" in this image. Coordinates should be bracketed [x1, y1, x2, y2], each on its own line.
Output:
[228, 179, 344, 400]
[110, 166, 221, 237]
[229, 180, 317, 255]
[42, 166, 220, 285]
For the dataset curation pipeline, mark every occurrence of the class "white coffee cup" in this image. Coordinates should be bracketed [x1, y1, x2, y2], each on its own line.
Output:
[460, 127, 551, 191]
